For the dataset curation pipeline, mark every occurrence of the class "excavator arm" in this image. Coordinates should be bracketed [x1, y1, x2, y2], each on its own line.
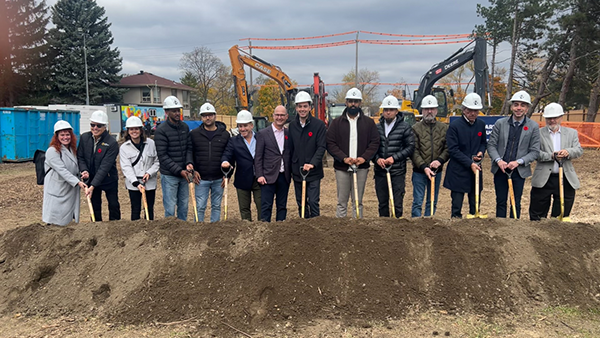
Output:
[228, 45, 297, 111]
[413, 37, 489, 113]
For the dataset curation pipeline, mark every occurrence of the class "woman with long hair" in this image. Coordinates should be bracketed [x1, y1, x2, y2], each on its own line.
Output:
[42, 121, 87, 225]
[119, 116, 160, 220]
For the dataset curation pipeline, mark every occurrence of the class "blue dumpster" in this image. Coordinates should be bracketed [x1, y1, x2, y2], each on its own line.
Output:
[0, 108, 80, 162]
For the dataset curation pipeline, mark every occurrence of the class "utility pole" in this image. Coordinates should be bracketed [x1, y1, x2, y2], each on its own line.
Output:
[249, 40, 253, 88]
[355, 31, 359, 87]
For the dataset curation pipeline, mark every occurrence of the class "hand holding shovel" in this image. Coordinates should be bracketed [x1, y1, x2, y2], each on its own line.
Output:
[221, 166, 234, 221]
[505, 169, 518, 219]
[553, 153, 565, 221]
[467, 156, 487, 219]
[300, 167, 310, 218]
[83, 180, 95, 222]
[350, 164, 360, 219]
[428, 166, 438, 217]
[139, 182, 149, 221]
[384, 165, 396, 218]
[187, 171, 199, 223]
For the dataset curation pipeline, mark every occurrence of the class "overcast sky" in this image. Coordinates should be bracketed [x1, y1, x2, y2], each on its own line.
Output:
[46, 0, 509, 100]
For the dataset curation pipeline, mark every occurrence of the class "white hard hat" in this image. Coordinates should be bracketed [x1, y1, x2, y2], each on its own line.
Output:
[236, 110, 254, 124]
[54, 120, 73, 133]
[379, 95, 400, 109]
[462, 93, 483, 110]
[510, 90, 532, 105]
[200, 102, 216, 114]
[90, 110, 108, 124]
[543, 102, 564, 118]
[345, 87, 363, 100]
[421, 95, 439, 109]
[294, 91, 312, 104]
[125, 116, 143, 128]
[163, 95, 183, 109]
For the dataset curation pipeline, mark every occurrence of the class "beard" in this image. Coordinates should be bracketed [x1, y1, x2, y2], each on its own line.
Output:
[423, 115, 436, 123]
[548, 123, 559, 131]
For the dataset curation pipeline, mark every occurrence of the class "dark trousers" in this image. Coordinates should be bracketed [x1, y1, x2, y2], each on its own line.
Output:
[128, 189, 156, 220]
[450, 190, 477, 218]
[260, 172, 290, 222]
[90, 180, 121, 221]
[294, 179, 321, 218]
[494, 171, 525, 218]
[237, 179, 262, 221]
[374, 173, 405, 218]
[529, 174, 576, 220]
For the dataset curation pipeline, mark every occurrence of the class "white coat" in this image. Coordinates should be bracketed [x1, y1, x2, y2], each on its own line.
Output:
[119, 138, 160, 190]
[42, 145, 81, 226]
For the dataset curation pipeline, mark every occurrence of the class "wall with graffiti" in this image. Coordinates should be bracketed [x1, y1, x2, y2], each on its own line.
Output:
[120, 106, 166, 131]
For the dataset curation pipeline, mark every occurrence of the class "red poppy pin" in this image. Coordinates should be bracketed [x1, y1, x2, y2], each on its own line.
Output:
[285, 135, 288, 140]
[98, 148, 102, 153]
[523, 126, 529, 131]
[308, 132, 313, 137]
[477, 132, 482, 137]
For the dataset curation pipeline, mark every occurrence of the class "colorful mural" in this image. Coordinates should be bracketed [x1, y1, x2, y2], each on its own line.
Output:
[120, 106, 166, 130]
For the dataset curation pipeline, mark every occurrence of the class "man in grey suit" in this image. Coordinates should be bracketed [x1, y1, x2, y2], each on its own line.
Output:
[255, 105, 292, 222]
[487, 91, 540, 218]
[529, 102, 583, 221]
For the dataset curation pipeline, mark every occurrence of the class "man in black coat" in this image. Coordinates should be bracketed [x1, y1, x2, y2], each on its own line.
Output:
[443, 93, 488, 218]
[373, 96, 415, 218]
[221, 110, 261, 221]
[189, 103, 231, 222]
[288, 91, 327, 218]
[154, 96, 194, 220]
[78, 110, 121, 221]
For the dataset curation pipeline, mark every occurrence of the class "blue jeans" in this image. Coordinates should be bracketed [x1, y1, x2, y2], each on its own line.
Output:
[194, 179, 224, 222]
[161, 174, 189, 221]
[411, 171, 442, 217]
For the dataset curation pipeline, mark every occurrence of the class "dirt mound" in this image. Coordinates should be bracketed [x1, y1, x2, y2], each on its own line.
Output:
[1, 218, 599, 330]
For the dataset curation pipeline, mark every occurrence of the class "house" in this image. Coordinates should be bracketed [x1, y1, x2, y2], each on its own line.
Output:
[116, 71, 194, 117]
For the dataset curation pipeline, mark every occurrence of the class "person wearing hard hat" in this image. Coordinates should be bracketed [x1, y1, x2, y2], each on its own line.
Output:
[189, 103, 231, 222]
[411, 95, 449, 217]
[155, 96, 194, 220]
[326, 87, 380, 218]
[78, 110, 121, 221]
[255, 105, 292, 222]
[443, 93, 487, 218]
[487, 90, 540, 219]
[372, 95, 415, 218]
[288, 91, 327, 218]
[119, 116, 160, 220]
[42, 121, 88, 226]
[221, 110, 261, 221]
[529, 103, 583, 221]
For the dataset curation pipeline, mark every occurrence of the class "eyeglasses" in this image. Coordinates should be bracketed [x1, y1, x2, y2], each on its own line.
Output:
[201, 113, 216, 118]
[90, 123, 106, 128]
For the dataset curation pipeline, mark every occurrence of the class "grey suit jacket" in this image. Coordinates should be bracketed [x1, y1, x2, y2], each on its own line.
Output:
[487, 116, 540, 178]
[254, 126, 291, 184]
[531, 126, 583, 189]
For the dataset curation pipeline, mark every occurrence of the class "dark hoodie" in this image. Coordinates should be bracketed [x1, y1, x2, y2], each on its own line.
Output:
[189, 121, 231, 181]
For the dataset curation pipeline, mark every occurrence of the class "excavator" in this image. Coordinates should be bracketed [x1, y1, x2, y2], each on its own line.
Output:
[228, 45, 328, 127]
[411, 36, 489, 121]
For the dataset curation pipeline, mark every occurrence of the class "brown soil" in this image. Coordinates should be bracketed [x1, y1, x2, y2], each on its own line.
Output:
[1, 151, 600, 337]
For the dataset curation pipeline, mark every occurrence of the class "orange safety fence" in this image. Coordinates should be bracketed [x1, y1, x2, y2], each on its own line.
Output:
[533, 121, 600, 149]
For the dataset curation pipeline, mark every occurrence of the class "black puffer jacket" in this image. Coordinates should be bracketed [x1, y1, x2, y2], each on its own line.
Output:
[154, 119, 193, 176]
[372, 116, 415, 176]
[189, 121, 231, 181]
[77, 130, 119, 188]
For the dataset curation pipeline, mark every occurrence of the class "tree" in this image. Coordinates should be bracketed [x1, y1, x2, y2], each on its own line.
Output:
[0, 0, 49, 106]
[180, 46, 235, 115]
[332, 68, 380, 113]
[48, 0, 123, 104]
[180, 71, 201, 115]
[253, 77, 282, 120]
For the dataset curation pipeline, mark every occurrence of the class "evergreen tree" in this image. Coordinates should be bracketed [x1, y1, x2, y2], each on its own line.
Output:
[48, 0, 124, 104]
[0, 0, 49, 106]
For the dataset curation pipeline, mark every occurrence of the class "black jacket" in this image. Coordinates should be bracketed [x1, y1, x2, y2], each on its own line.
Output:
[154, 119, 193, 176]
[288, 114, 327, 182]
[221, 133, 256, 191]
[189, 121, 231, 181]
[372, 116, 415, 176]
[77, 130, 119, 188]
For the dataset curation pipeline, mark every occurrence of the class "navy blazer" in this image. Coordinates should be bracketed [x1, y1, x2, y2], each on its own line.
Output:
[221, 134, 256, 191]
[254, 126, 291, 184]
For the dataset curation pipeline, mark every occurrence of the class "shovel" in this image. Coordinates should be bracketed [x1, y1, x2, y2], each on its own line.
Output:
[429, 167, 438, 217]
[505, 169, 518, 219]
[554, 153, 565, 221]
[188, 171, 199, 222]
[84, 179, 95, 222]
[140, 183, 149, 221]
[351, 164, 360, 219]
[221, 166, 234, 221]
[300, 167, 310, 218]
[466, 157, 487, 219]
[384, 165, 396, 218]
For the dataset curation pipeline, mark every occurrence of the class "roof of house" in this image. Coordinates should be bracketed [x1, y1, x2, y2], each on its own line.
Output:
[117, 71, 194, 91]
